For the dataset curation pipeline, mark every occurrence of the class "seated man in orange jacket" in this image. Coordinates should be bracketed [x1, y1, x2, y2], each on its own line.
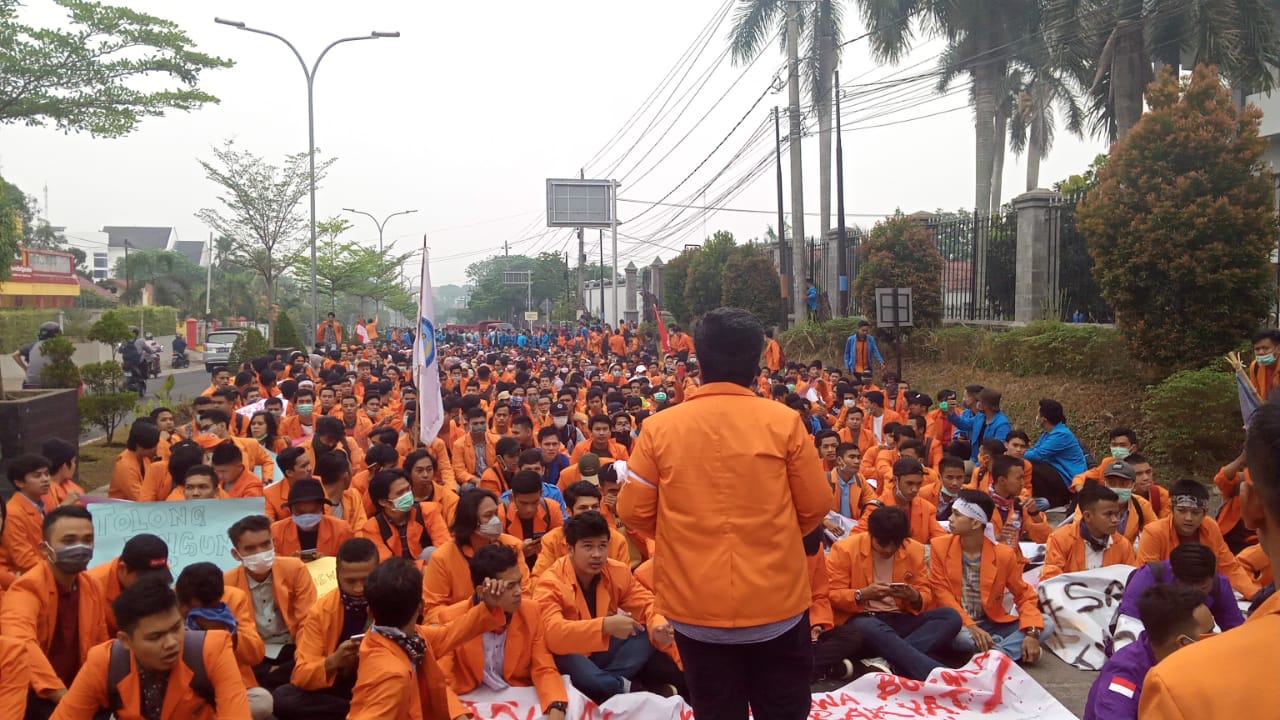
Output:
[861, 458, 946, 545]
[49, 577, 250, 720]
[86, 533, 172, 636]
[1042, 483, 1138, 580]
[828, 506, 961, 680]
[1, 453, 55, 587]
[931, 490, 1049, 662]
[270, 479, 354, 560]
[439, 545, 568, 720]
[533, 512, 671, 705]
[1136, 479, 1260, 600]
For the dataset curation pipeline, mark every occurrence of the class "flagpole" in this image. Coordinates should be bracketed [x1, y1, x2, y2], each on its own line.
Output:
[416, 234, 444, 443]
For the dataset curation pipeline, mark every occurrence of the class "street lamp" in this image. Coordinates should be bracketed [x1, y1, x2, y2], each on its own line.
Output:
[214, 17, 401, 340]
[342, 208, 417, 322]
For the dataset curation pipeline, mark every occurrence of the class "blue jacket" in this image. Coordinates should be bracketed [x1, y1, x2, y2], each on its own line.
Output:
[947, 409, 1012, 463]
[843, 334, 884, 372]
[1117, 561, 1244, 633]
[1024, 422, 1087, 484]
[540, 453, 571, 489]
[1083, 633, 1154, 720]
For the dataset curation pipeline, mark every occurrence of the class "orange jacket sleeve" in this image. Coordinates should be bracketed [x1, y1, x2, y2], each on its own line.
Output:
[528, 613, 570, 710]
[206, 631, 254, 720]
[1023, 509, 1052, 543]
[927, 538, 976, 626]
[432, 440, 456, 486]
[1040, 527, 1072, 580]
[785, 417, 836, 535]
[1, 582, 61, 695]
[225, 587, 266, 672]
[48, 641, 110, 720]
[1, 499, 45, 574]
[419, 601, 505, 656]
[807, 551, 834, 631]
[108, 454, 146, 500]
[825, 538, 863, 616]
[0, 637, 29, 720]
[533, 573, 608, 656]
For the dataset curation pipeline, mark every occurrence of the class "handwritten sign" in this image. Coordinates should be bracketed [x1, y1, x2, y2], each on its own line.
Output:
[88, 498, 267, 577]
[306, 556, 338, 597]
[460, 652, 1074, 719]
[1037, 565, 1131, 670]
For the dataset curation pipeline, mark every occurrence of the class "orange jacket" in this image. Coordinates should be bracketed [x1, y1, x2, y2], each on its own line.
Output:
[608, 333, 627, 356]
[49, 632, 249, 720]
[1142, 483, 1172, 519]
[533, 556, 668, 656]
[928, 535, 1042, 629]
[1136, 515, 1260, 599]
[291, 587, 357, 690]
[397, 437, 457, 489]
[859, 409, 904, 451]
[618, 382, 832, 629]
[271, 515, 353, 558]
[1140, 591, 1280, 719]
[861, 487, 947, 545]
[223, 585, 266, 689]
[499, 497, 564, 541]
[0, 636, 29, 720]
[1214, 465, 1253, 543]
[137, 461, 177, 504]
[807, 548, 834, 632]
[530, 525, 629, 580]
[230, 436, 275, 480]
[0, 493, 46, 584]
[316, 320, 343, 345]
[764, 338, 784, 372]
[1070, 493, 1157, 545]
[223, 557, 317, 639]
[277, 414, 316, 441]
[358, 504, 451, 563]
[0, 561, 110, 695]
[569, 439, 630, 464]
[263, 477, 297, 521]
[451, 433, 499, 483]
[1040, 521, 1137, 581]
[42, 478, 86, 514]
[1238, 543, 1273, 587]
[479, 465, 513, 496]
[826, 533, 930, 625]
[421, 536, 529, 623]
[221, 468, 265, 499]
[824, 470, 878, 520]
[328, 487, 370, 534]
[437, 599, 568, 711]
[86, 558, 127, 635]
[108, 450, 150, 500]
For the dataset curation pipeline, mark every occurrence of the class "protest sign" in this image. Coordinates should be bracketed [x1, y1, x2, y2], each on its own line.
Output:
[88, 498, 266, 577]
[1037, 565, 1131, 670]
[306, 556, 338, 597]
[460, 651, 1074, 719]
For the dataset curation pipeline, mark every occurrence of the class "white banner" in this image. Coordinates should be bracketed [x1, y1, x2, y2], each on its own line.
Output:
[414, 246, 444, 442]
[1037, 565, 1132, 670]
[461, 651, 1074, 719]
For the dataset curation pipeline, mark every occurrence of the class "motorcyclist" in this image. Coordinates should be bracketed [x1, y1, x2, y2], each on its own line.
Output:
[172, 333, 188, 358]
[121, 326, 147, 377]
[15, 322, 61, 389]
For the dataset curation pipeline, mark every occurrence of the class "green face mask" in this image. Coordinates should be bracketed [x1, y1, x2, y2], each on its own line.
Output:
[1259, 353, 1277, 366]
[1109, 446, 1130, 461]
[1113, 488, 1133, 505]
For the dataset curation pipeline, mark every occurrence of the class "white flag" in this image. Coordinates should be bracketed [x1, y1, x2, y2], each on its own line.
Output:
[414, 248, 444, 442]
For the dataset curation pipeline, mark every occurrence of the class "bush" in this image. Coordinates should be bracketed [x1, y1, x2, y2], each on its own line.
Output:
[1142, 367, 1242, 479]
[662, 251, 694, 325]
[228, 327, 269, 370]
[78, 361, 135, 443]
[721, 243, 782, 327]
[37, 336, 80, 388]
[88, 311, 132, 360]
[853, 213, 944, 329]
[684, 232, 736, 319]
[273, 311, 306, 353]
[778, 317, 868, 367]
[1077, 66, 1275, 370]
[112, 306, 179, 337]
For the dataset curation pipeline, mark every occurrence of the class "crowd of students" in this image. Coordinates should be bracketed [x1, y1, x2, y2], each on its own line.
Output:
[0, 316, 1275, 720]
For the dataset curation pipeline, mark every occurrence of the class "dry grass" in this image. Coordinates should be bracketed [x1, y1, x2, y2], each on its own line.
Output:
[78, 430, 128, 494]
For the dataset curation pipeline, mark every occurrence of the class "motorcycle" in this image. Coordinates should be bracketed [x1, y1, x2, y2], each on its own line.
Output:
[123, 361, 147, 396]
[147, 352, 162, 378]
[171, 351, 190, 369]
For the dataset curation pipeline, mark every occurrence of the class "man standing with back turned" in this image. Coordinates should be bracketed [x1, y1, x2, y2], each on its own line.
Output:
[618, 307, 833, 720]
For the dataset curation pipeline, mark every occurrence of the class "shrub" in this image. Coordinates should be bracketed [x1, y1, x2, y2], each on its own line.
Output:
[683, 232, 737, 320]
[720, 243, 782, 327]
[1077, 65, 1275, 370]
[853, 213, 944, 329]
[1142, 367, 1241, 480]
[273, 311, 306, 353]
[228, 327, 269, 370]
[662, 251, 694, 325]
[37, 336, 80, 388]
[78, 361, 135, 443]
[112, 306, 179, 337]
[88, 310, 132, 360]
[779, 317, 867, 367]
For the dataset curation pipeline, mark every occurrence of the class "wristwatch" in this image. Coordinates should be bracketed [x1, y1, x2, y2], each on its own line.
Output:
[1025, 627, 1041, 638]
[854, 588, 864, 603]
[547, 701, 568, 713]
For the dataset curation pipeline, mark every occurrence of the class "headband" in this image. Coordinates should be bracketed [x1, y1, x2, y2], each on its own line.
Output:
[1171, 494, 1209, 510]
[952, 498, 989, 524]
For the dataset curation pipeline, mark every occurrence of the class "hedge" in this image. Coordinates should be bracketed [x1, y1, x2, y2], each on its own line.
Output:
[0, 306, 179, 352]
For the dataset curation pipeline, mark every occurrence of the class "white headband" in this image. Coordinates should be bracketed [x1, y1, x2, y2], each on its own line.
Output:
[952, 499, 989, 524]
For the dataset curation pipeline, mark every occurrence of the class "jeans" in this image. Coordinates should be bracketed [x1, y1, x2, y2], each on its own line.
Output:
[272, 679, 355, 720]
[554, 633, 654, 704]
[848, 608, 963, 680]
[811, 624, 864, 680]
[674, 614, 812, 720]
[949, 617, 1055, 661]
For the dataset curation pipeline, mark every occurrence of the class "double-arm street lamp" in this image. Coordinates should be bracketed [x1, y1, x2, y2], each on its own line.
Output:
[342, 208, 418, 321]
[214, 17, 401, 338]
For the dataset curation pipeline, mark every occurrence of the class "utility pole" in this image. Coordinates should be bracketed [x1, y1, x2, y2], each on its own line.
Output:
[123, 238, 130, 306]
[786, 0, 807, 324]
[598, 229, 605, 321]
[835, 69, 848, 317]
[205, 232, 214, 317]
[577, 168, 585, 316]
[774, 106, 788, 330]
[504, 240, 509, 257]
[610, 179, 619, 328]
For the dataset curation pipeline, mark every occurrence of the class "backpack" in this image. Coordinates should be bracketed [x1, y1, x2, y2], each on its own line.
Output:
[106, 629, 215, 712]
[120, 340, 142, 366]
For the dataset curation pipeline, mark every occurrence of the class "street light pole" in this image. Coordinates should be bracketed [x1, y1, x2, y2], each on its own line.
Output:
[342, 208, 417, 322]
[214, 18, 400, 340]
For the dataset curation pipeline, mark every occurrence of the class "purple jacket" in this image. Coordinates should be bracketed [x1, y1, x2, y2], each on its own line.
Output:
[1083, 633, 1155, 720]
[1116, 561, 1244, 632]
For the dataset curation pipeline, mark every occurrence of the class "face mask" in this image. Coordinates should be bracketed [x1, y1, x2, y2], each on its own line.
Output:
[786, 384, 796, 392]
[939, 401, 949, 411]
[843, 398, 856, 409]
[256, 434, 269, 443]
[1260, 353, 1277, 366]
[553, 416, 568, 428]
[48, 543, 93, 574]
[393, 492, 416, 513]
[297, 404, 314, 416]
[612, 370, 622, 377]
[240, 548, 275, 575]
[1109, 446, 1130, 460]
[654, 392, 668, 403]
[1113, 488, 1133, 504]
[477, 515, 502, 538]
[292, 513, 322, 531]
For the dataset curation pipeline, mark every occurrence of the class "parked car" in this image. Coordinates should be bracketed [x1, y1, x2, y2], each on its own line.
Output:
[204, 329, 243, 373]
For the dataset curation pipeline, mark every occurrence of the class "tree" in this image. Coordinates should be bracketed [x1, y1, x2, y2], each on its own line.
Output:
[0, 177, 19, 281]
[683, 231, 737, 318]
[78, 362, 135, 443]
[273, 311, 306, 353]
[721, 243, 782, 325]
[114, 249, 206, 316]
[303, 217, 360, 311]
[853, 213, 945, 328]
[196, 140, 336, 309]
[228, 327, 269, 370]
[462, 252, 571, 323]
[88, 311, 132, 361]
[661, 250, 695, 325]
[0, 0, 230, 136]
[1077, 65, 1275, 369]
[37, 336, 79, 389]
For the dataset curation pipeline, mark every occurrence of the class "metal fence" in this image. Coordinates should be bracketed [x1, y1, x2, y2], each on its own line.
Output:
[1048, 193, 1114, 323]
[929, 210, 1017, 322]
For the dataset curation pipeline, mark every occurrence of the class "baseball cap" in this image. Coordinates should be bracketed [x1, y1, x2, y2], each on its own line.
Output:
[893, 457, 925, 477]
[120, 533, 172, 582]
[551, 402, 570, 416]
[1104, 461, 1136, 482]
[496, 390, 512, 402]
[578, 453, 602, 477]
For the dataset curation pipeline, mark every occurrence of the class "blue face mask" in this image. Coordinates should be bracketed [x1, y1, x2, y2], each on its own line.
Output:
[292, 513, 322, 531]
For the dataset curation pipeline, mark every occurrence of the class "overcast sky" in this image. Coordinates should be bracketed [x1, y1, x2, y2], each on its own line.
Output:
[3, 0, 1106, 288]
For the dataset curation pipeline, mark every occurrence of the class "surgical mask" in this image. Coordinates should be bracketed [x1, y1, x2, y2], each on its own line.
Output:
[939, 401, 949, 411]
[297, 403, 314, 416]
[393, 492, 416, 513]
[553, 416, 568, 428]
[843, 399, 856, 409]
[612, 370, 622, 377]
[1260, 353, 1277, 366]
[292, 513, 322, 531]
[1109, 446, 1131, 461]
[477, 515, 502, 538]
[653, 392, 668, 403]
[48, 543, 93, 575]
[786, 384, 796, 392]
[1112, 488, 1133, 504]
[240, 548, 275, 575]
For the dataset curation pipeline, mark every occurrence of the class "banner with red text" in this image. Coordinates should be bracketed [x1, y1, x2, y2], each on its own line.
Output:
[460, 650, 1074, 719]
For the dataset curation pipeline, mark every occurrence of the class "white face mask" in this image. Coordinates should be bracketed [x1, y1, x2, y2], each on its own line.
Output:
[843, 399, 856, 409]
[477, 516, 502, 538]
[553, 416, 568, 429]
[240, 548, 275, 575]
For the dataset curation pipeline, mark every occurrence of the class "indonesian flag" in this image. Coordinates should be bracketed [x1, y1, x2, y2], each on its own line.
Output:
[355, 320, 370, 344]
[654, 305, 670, 354]
[414, 247, 444, 442]
[1107, 676, 1137, 699]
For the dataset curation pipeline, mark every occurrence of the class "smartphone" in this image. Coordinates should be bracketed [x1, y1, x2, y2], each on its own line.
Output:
[529, 531, 546, 541]
[890, 582, 910, 590]
[348, 633, 365, 642]
[300, 549, 319, 561]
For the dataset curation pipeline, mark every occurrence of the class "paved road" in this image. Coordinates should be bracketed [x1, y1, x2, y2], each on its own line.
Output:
[80, 363, 211, 444]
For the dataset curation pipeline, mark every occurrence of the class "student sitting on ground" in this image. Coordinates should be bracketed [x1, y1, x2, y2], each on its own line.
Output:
[1112, 542, 1244, 651]
[421, 487, 527, 622]
[499, 470, 565, 570]
[359, 469, 450, 564]
[532, 481, 629, 579]
[270, 479, 353, 559]
[1041, 483, 1138, 580]
[1136, 479, 1260, 600]
[177, 465, 229, 501]
[315, 451, 368, 533]
[1, 454, 55, 588]
[86, 533, 172, 635]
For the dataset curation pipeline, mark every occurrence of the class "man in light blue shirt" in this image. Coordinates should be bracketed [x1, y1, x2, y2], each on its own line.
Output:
[1024, 398, 1087, 508]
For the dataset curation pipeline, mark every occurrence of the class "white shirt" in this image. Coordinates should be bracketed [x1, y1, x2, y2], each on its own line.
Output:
[1084, 535, 1113, 571]
[872, 414, 885, 445]
[481, 630, 510, 691]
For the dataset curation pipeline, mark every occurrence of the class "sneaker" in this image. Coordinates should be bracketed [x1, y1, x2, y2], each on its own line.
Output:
[620, 677, 632, 694]
[861, 657, 893, 674]
[836, 658, 856, 680]
[653, 683, 679, 698]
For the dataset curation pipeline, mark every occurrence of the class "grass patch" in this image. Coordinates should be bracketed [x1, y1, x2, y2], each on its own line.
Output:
[78, 429, 128, 494]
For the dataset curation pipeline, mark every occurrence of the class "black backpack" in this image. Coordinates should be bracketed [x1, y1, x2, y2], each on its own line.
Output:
[120, 340, 142, 366]
[106, 630, 215, 713]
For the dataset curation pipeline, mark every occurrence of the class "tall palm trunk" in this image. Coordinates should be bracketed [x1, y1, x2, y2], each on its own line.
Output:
[1026, 102, 1044, 191]
[991, 103, 1009, 211]
[817, 34, 834, 243]
[973, 61, 998, 216]
[1113, 18, 1147, 140]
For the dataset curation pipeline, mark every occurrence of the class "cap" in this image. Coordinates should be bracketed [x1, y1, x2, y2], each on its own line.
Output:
[120, 533, 172, 580]
[1103, 461, 1136, 482]
[496, 390, 512, 402]
[578, 452, 602, 474]
[892, 457, 925, 477]
[195, 432, 224, 450]
[550, 401, 570, 416]
[635, 364, 647, 373]
[285, 478, 333, 506]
